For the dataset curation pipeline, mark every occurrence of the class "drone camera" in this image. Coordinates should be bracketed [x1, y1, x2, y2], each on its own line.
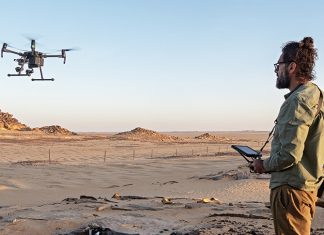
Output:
[15, 58, 25, 65]
[15, 67, 23, 73]
[26, 69, 33, 76]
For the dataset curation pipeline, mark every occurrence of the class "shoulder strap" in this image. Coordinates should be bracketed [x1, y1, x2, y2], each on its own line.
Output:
[316, 91, 323, 116]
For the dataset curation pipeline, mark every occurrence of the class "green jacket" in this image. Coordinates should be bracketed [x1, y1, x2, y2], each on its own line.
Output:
[263, 82, 324, 192]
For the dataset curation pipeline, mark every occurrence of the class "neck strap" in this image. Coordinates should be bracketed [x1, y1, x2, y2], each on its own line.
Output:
[259, 120, 277, 153]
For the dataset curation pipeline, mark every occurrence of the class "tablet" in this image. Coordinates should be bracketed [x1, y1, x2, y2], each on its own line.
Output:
[231, 145, 261, 158]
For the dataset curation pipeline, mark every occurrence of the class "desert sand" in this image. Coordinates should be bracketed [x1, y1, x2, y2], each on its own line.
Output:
[0, 128, 323, 235]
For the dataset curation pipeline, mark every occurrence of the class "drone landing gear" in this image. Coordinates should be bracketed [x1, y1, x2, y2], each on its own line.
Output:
[8, 73, 30, 77]
[31, 78, 55, 81]
[7, 66, 54, 81]
[30, 66, 55, 81]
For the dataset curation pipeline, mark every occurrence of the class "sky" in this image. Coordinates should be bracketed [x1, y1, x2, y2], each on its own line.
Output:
[1, 0, 324, 132]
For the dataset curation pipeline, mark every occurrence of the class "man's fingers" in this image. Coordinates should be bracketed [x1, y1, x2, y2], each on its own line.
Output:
[249, 163, 255, 172]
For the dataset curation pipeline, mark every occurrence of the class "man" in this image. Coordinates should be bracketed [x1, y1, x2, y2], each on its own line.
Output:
[253, 37, 324, 235]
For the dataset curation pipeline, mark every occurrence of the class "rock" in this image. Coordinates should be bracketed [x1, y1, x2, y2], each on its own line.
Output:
[194, 133, 231, 141]
[80, 195, 97, 201]
[196, 197, 221, 204]
[0, 111, 30, 130]
[112, 193, 149, 200]
[112, 127, 181, 142]
[33, 125, 77, 135]
[67, 224, 140, 235]
[162, 197, 173, 204]
[96, 205, 110, 212]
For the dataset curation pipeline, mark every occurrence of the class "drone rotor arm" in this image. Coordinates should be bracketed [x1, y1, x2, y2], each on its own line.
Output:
[42, 54, 62, 58]
[1, 44, 24, 57]
[3, 48, 24, 56]
[43, 51, 66, 64]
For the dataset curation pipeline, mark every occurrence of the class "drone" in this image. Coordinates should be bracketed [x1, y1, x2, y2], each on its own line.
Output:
[1, 39, 74, 81]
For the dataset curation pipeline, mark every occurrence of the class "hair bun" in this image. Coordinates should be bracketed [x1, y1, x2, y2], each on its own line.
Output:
[300, 37, 314, 48]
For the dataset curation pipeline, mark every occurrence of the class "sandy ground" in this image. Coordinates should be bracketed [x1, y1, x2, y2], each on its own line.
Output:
[0, 131, 323, 235]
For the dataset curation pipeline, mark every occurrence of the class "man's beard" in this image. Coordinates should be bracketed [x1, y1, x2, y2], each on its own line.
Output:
[276, 69, 290, 89]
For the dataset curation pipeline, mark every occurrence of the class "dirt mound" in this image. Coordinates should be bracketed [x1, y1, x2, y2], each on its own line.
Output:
[199, 169, 253, 180]
[33, 125, 77, 135]
[0, 109, 76, 136]
[195, 133, 231, 141]
[0, 111, 31, 131]
[112, 127, 181, 142]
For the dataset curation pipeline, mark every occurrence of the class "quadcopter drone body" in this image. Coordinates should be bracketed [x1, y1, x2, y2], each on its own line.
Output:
[1, 40, 72, 81]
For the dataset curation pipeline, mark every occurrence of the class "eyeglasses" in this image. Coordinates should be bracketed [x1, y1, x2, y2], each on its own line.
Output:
[274, 61, 294, 70]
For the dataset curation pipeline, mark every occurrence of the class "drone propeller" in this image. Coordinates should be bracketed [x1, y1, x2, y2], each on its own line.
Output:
[44, 47, 79, 54]
[22, 33, 42, 42]
[22, 35, 47, 52]
[60, 48, 79, 64]
[60, 47, 79, 52]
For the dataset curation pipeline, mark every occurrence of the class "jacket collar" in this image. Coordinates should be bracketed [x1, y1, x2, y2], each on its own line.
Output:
[284, 84, 304, 100]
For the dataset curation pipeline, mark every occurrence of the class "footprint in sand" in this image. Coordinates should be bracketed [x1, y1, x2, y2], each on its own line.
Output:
[0, 184, 10, 190]
[152, 181, 179, 186]
[106, 185, 120, 188]
[106, 183, 133, 189]
[0, 179, 28, 190]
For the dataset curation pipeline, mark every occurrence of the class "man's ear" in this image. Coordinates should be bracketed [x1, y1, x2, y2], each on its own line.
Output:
[288, 62, 297, 74]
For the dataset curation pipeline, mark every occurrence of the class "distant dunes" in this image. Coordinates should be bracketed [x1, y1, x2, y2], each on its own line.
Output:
[0, 110, 249, 142]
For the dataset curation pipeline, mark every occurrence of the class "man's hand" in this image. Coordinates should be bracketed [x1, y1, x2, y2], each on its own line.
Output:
[252, 159, 265, 174]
